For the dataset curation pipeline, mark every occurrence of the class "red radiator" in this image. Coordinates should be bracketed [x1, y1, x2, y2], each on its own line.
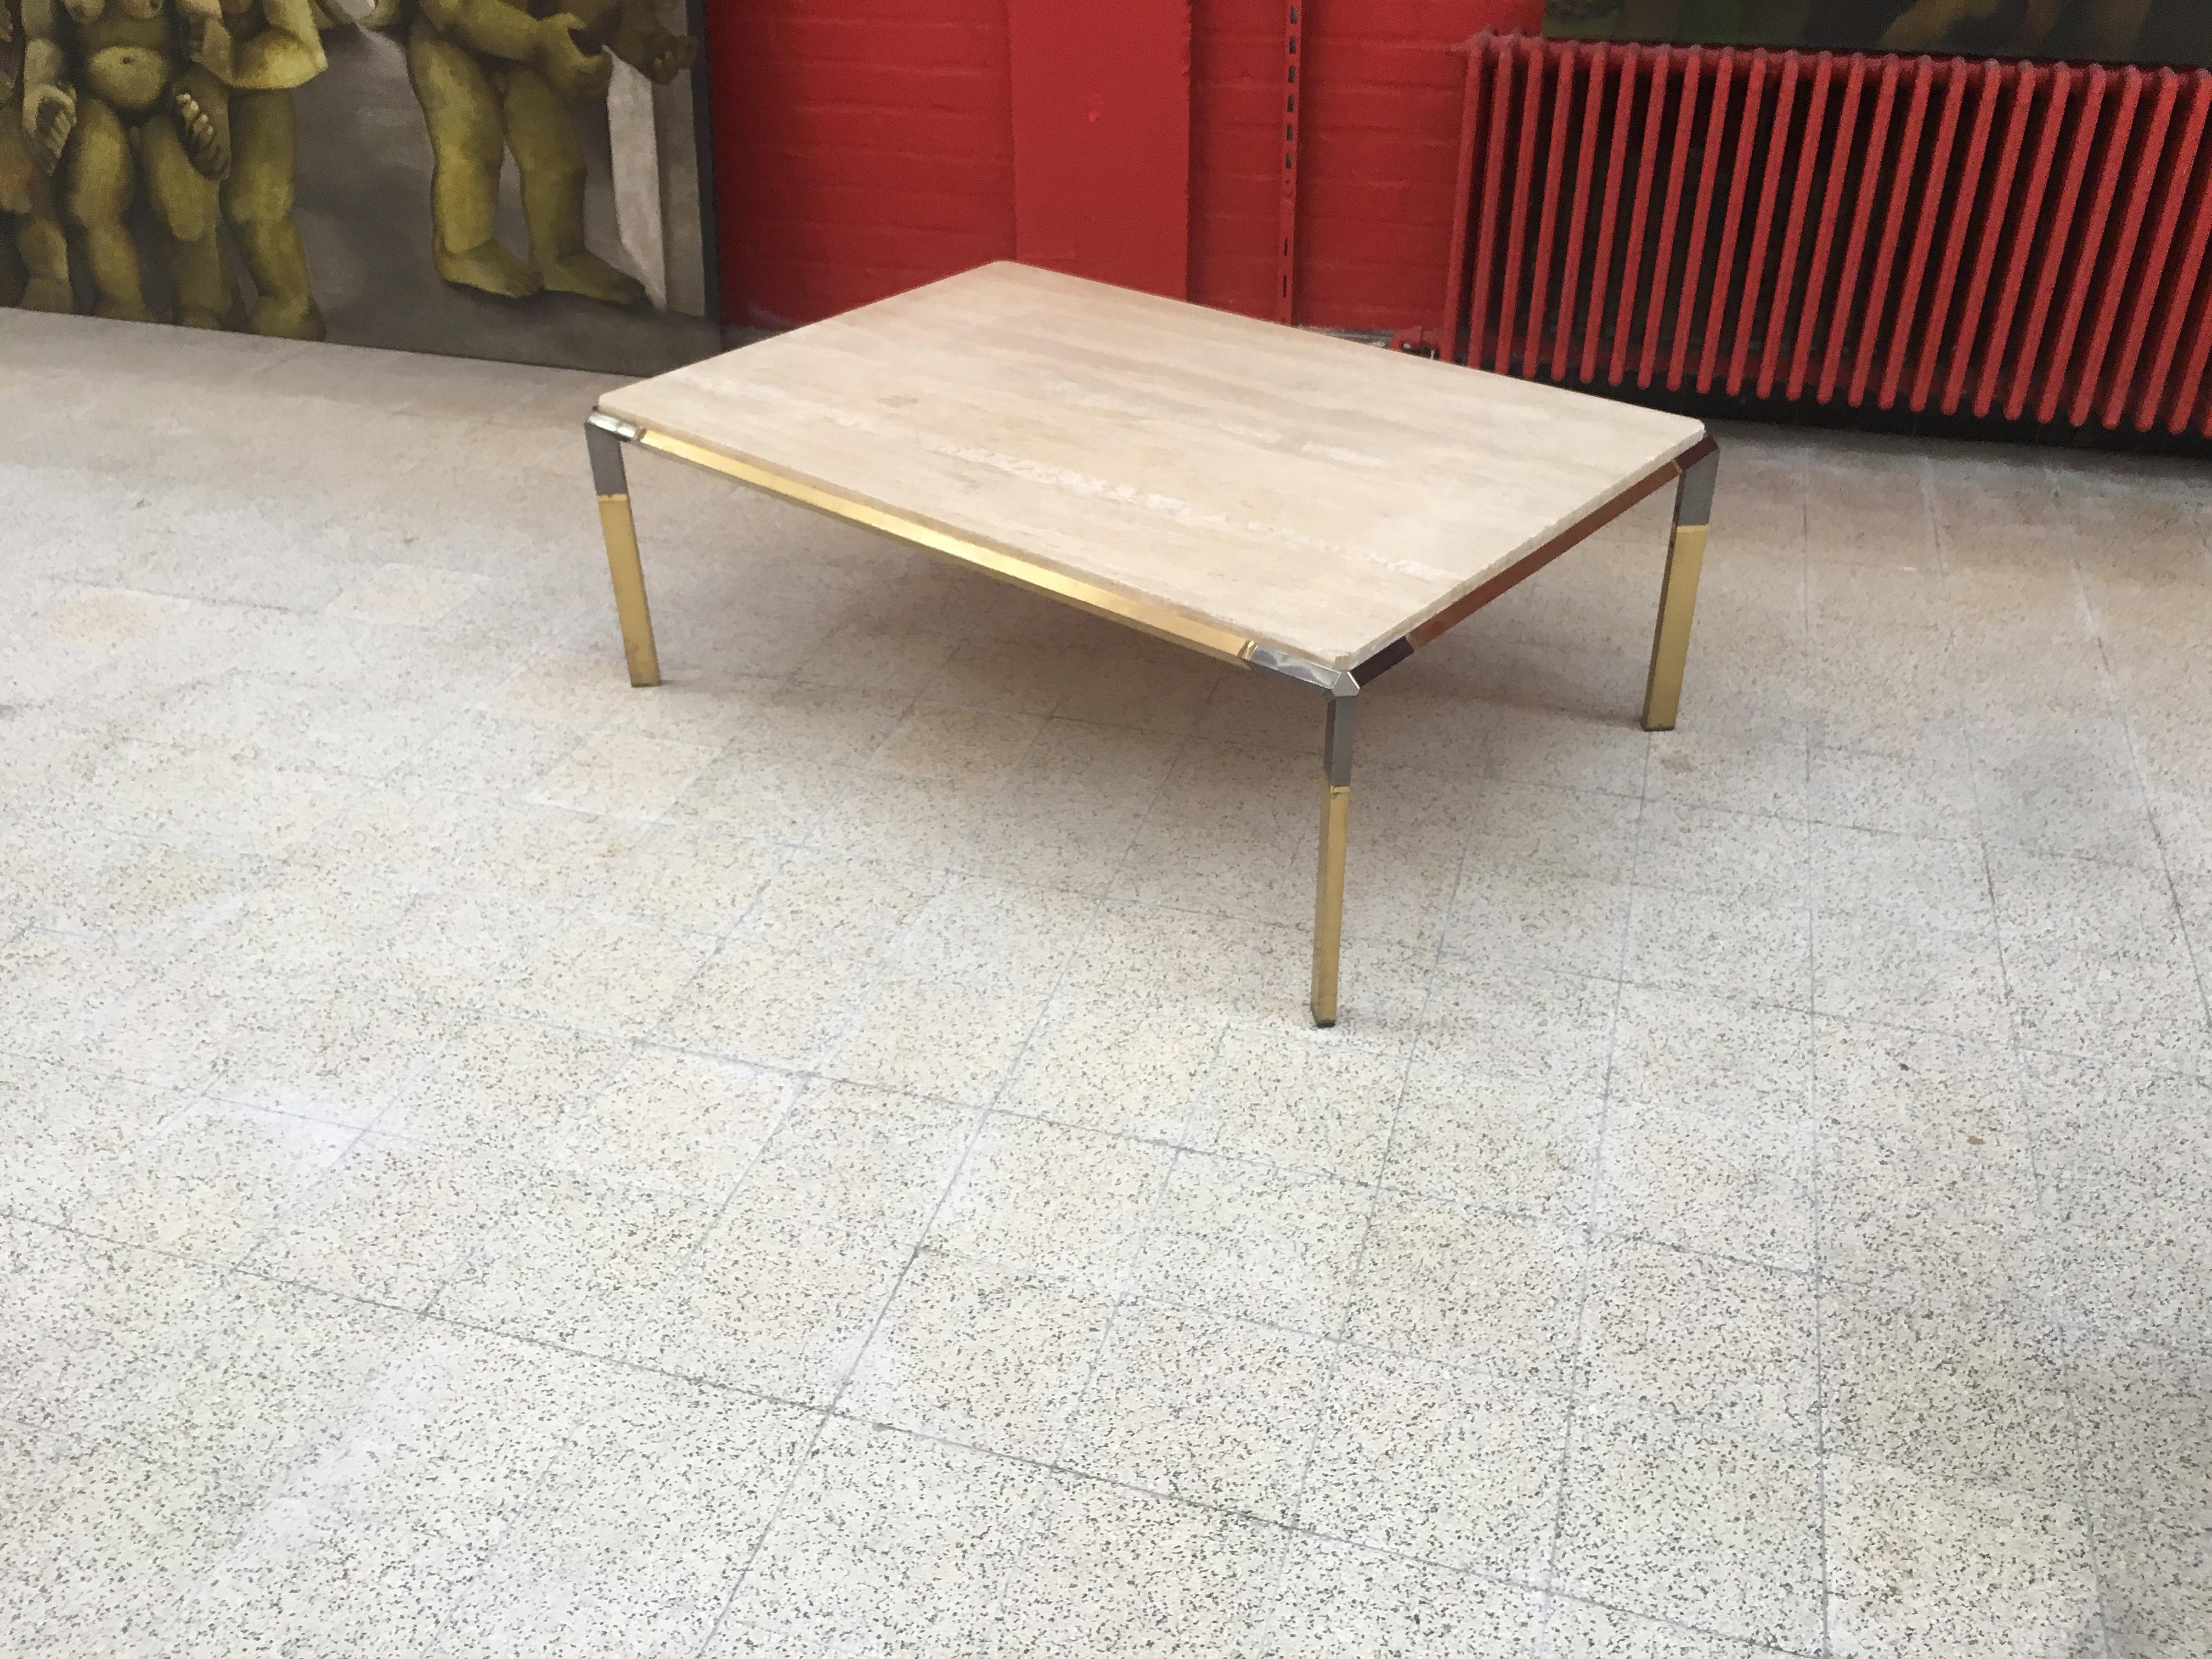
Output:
[1432, 32, 2212, 437]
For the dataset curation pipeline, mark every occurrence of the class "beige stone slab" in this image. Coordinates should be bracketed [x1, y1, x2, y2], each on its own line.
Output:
[600, 263, 1706, 670]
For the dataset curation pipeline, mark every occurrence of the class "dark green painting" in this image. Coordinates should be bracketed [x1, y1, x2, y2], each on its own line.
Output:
[1543, 1, 2212, 65]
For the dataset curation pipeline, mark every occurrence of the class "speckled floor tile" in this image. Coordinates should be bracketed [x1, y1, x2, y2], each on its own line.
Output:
[579, 817, 787, 929]
[824, 970, 1057, 1108]
[1552, 1405, 1824, 1652]
[927, 1115, 1172, 1293]
[998, 990, 1226, 1141]
[1261, 1537, 1538, 1657]
[1417, 958, 1618, 1098]
[0, 1424, 250, 1659]
[642, 1086, 974, 1401]
[14, 326, 2212, 1659]
[1184, 1023, 1407, 1183]
[839, 1246, 1117, 1460]
[66, 1099, 358, 1263]
[1382, 1058, 1599, 1222]
[0, 1057, 193, 1228]
[1061, 1300, 1333, 1521]
[1596, 1099, 1817, 1272]
[1820, 1119, 2051, 1303]
[1823, 1276, 2076, 1501]
[1609, 983, 1814, 1124]
[1812, 1018, 2024, 1144]
[722, 1418, 1040, 1655]
[1300, 1346, 1567, 1578]
[1537, 1598, 1769, 1657]
[1989, 846, 2212, 1073]
[654, 938, 868, 1071]
[1636, 799, 1811, 909]
[1131, 1152, 1370, 1335]
[1647, 730, 1810, 821]
[1626, 885, 1814, 1011]
[1437, 864, 1635, 978]
[1808, 743, 1980, 840]
[432, 1372, 817, 1659]
[243, 1132, 513, 1310]
[1347, 1190, 1584, 1389]
[142, 1325, 605, 1656]
[1813, 902, 2013, 1046]
[374, 1015, 629, 1152]
[1001, 1475, 1284, 1655]
[2068, 1334, 2212, 1659]
[1579, 1238, 1818, 1445]
[428, 1167, 723, 1356]
[499, 938, 721, 1059]
[2029, 1057, 2212, 1348]
[1824, 1455, 2102, 1659]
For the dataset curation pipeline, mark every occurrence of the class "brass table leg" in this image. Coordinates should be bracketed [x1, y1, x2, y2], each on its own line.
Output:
[1641, 445, 1719, 732]
[586, 414, 662, 689]
[1311, 691, 1356, 1027]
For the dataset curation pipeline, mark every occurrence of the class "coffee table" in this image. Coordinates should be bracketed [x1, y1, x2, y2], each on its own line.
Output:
[586, 263, 1716, 1027]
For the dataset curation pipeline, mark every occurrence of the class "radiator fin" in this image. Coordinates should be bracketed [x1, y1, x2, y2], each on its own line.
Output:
[1445, 32, 2212, 436]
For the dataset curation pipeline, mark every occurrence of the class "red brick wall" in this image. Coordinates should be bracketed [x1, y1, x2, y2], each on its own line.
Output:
[707, 1, 1542, 332]
[704, 0, 1017, 329]
[1194, 1, 1543, 328]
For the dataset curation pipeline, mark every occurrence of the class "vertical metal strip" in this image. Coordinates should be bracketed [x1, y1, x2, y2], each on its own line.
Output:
[1849, 57, 1933, 408]
[1821, 56, 1899, 403]
[1578, 46, 1639, 385]
[1881, 61, 1969, 411]
[1698, 51, 1764, 394]
[1494, 36, 1546, 375]
[2038, 67, 2140, 424]
[2007, 68, 2104, 420]
[2106, 72, 2206, 429]
[1437, 36, 1486, 364]
[2072, 70, 2175, 428]
[1639, 49, 1699, 390]
[1523, 43, 1579, 376]
[2135, 72, 2212, 430]
[1979, 65, 2069, 416]
[1945, 61, 2035, 416]
[2165, 235, 2212, 432]
[1760, 52, 1830, 399]
[1909, 60, 1999, 413]
[1729, 52, 1798, 397]
[1552, 44, 1607, 381]
[1609, 44, 1671, 386]
[1468, 42, 1516, 372]
[1276, 1, 1302, 325]
[1670, 49, 1732, 391]
[1791, 54, 1862, 400]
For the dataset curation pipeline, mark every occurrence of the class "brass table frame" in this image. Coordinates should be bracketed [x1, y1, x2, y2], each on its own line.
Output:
[587, 409, 1719, 1028]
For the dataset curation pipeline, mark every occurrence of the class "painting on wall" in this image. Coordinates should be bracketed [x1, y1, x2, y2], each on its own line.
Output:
[1543, 2, 2212, 66]
[1, 0, 719, 374]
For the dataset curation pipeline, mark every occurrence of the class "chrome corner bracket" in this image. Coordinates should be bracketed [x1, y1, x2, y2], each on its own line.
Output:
[584, 410, 639, 497]
[1246, 644, 1360, 699]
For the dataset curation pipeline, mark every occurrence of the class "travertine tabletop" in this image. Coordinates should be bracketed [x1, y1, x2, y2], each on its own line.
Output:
[599, 262, 1706, 672]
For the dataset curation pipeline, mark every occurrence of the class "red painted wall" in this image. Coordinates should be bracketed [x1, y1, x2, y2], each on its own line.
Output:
[705, 0, 1017, 329]
[1008, 0, 1192, 298]
[1194, 1, 1543, 328]
[707, 1, 1542, 332]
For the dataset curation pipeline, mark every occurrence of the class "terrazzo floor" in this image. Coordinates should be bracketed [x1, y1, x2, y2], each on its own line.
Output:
[3, 306, 2209, 1658]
